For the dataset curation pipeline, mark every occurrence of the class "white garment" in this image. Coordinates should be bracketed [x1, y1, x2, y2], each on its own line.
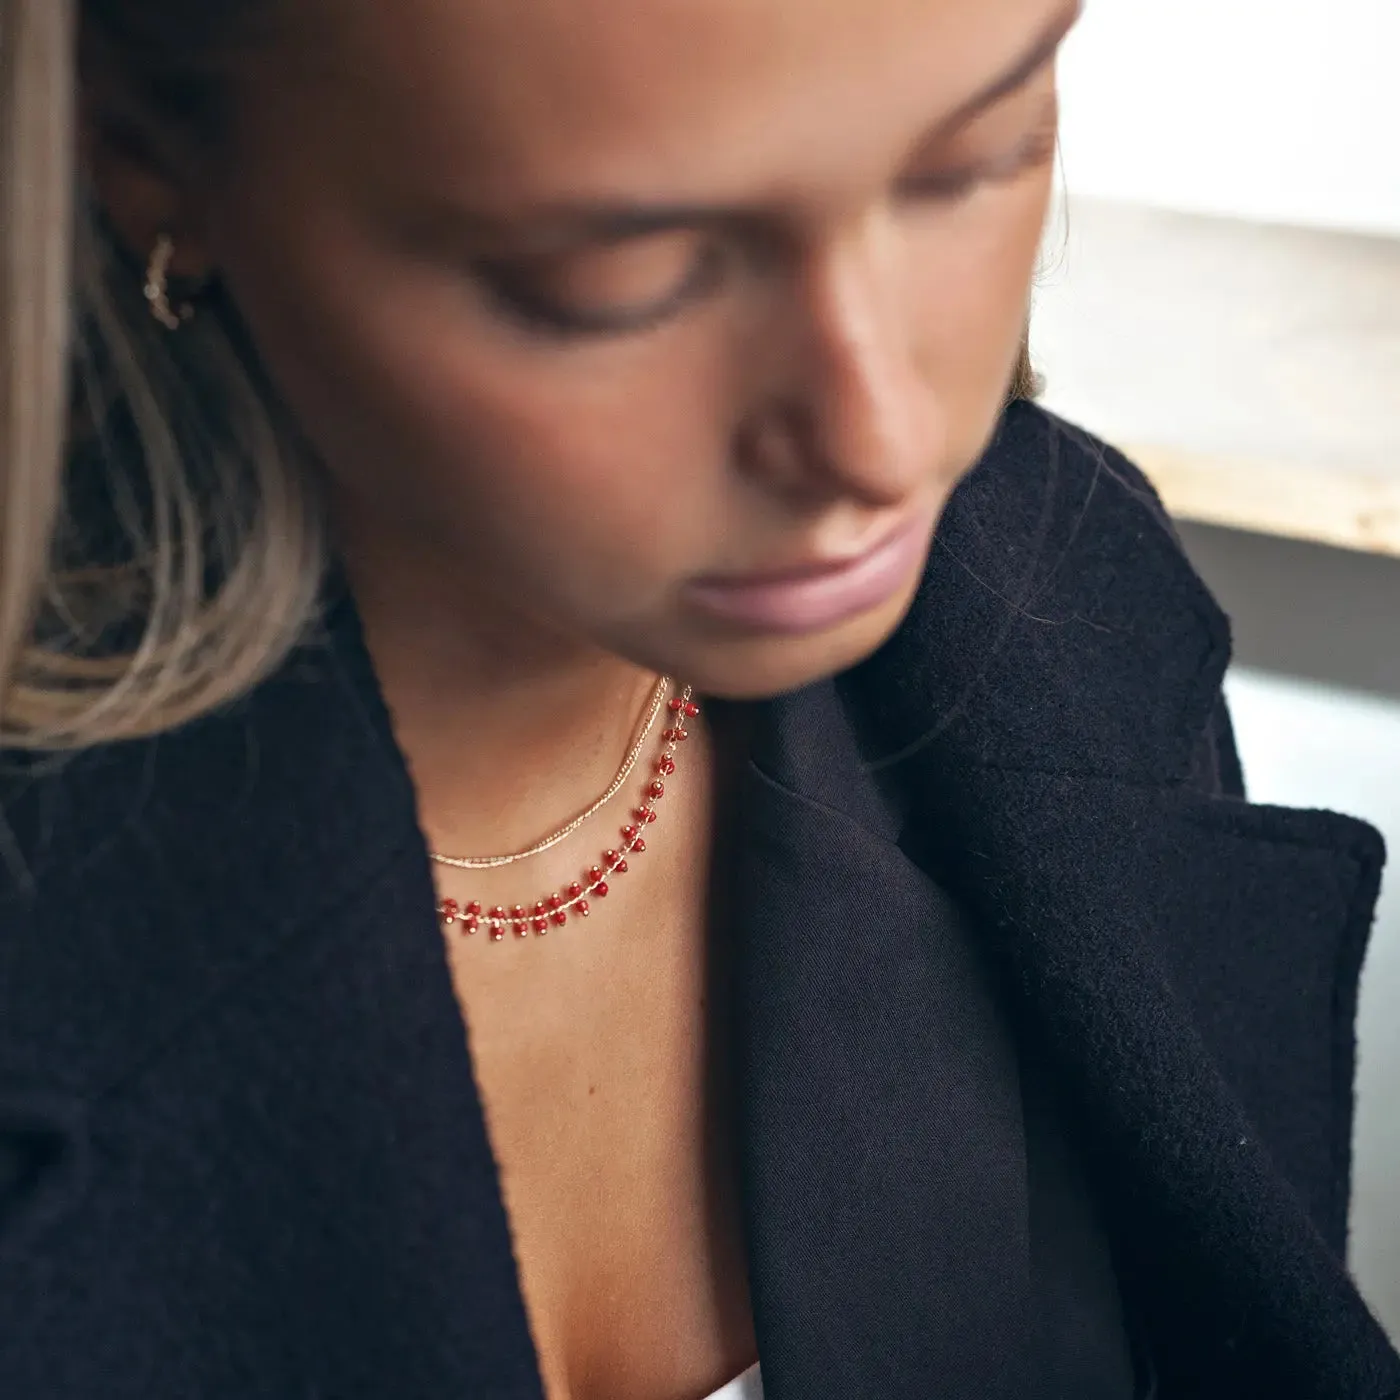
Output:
[702, 1363, 763, 1400]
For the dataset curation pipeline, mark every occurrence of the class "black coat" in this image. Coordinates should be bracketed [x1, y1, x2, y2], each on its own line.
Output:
[1, 403, 1396, 1399]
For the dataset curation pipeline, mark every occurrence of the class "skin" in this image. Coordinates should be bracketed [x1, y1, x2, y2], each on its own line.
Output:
[87, 0, 1077, 1395]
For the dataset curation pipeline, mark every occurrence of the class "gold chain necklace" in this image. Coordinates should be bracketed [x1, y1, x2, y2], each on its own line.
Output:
[434, 683, 700, 943]
[430, 674, 670, 871]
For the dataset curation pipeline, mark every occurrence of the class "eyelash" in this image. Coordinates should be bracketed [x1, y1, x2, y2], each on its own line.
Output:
[484, 129, 1057, 341]
[899, 125, 1058, 203]
[479, 242, 728, 339]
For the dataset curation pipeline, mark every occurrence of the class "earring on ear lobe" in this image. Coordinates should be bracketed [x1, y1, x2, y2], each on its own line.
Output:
[143, 234, 194, 331]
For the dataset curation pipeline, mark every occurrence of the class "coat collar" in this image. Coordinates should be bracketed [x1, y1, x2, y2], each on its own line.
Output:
[832, 407, 1397, 1397]
[0, 587, 548, 1391]
[728, 403, 1396, 1397]
[722, 681, 1037, 1399]
[844, 402, 1232, 785]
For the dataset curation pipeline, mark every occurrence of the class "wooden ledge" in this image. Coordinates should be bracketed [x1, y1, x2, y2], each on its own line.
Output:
[1032, 198, 1400, 558]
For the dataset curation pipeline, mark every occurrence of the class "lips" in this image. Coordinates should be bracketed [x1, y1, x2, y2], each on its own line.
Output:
[681, 512, 933, 636]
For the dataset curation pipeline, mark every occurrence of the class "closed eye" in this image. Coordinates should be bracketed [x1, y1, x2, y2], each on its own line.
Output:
[475, 236, 727, 337]
[898, 120, 1059, 205]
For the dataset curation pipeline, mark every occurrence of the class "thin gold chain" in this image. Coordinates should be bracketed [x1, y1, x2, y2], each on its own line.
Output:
[429, 675, 672, 871]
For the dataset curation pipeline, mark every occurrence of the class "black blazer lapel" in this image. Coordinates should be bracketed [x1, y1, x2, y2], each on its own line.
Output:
[0, 593, 546, 1398]
[846, 403, 1399, 1399]
[726, 682, 1034, 1400]
[901, 763, 1391, 1400]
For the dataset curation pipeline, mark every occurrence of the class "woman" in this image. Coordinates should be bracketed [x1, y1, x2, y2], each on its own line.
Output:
[0, 1, 1394, 1397]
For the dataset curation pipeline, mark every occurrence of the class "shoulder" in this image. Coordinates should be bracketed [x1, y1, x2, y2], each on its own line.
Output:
[979, 396, 1171, 510]
[848, 401, 1233, 786]
[0, 597, 419, 1096]
[947, 399, 1192, 613]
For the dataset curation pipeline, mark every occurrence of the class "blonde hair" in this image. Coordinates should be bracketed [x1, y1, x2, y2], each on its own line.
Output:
[0, 0, 1039, 753]
[1, 0, 325, 750]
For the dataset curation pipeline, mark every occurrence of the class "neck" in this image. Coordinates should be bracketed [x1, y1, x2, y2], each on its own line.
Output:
[337, 527, 661, 862]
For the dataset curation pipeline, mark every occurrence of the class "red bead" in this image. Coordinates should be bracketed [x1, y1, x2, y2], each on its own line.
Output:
[657, 756, 676, 775]
[636, 807, 658, 824]
[490, 924, 505, 941]
[632, 838, 646, 854]
[669, 697, 685, 712]
[589, 865, 604, 882]
[604, 849, 619, 864]
[464, 917, 480, 936]
[442, 899, 459, 918]
[684, 702, 700, 718]
[649, 781, 665, 799]
[467, 901, 482, 917]
[675, 728, 689, 742]
[568, 882, 584, 898]
[577, 900, 591, 917]
[663, 728, 679, 742]
[512, 920, 528, 936]
[615, 860, 629, 874]
[548, 894, 563, 910]
[511, 905, 526, 920]
[595, 882, 610, 898]
[551, 911, 568, 927]
[490, 906, 507, 921]
[532, 917, 549, 934]
[533, 901, 547, 917]
[623, 825, 639, 841]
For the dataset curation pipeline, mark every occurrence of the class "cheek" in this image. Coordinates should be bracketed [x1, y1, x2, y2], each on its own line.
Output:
[224, 230, 737, 598]
[372, 327, 740, 594]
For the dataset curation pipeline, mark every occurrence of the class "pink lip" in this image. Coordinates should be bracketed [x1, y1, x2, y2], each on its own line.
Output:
[683, 512, 933, 635]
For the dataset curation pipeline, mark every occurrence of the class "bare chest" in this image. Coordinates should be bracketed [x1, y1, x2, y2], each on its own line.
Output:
[443, 843, 755, 1400]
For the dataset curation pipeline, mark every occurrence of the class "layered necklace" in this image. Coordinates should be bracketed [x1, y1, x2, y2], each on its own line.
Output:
[431, 678, 699, 943]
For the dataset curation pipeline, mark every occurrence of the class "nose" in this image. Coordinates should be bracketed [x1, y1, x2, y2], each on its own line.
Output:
[733, 210, 941, 511]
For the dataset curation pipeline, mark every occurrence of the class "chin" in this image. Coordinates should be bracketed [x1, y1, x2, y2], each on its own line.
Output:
[667, 571, 925, 701]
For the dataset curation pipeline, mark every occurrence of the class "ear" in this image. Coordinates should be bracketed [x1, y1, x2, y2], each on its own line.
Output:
[77, 37, 214, 282]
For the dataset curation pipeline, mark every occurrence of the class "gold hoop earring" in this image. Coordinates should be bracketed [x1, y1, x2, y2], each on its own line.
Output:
[144, 234, 194, 331]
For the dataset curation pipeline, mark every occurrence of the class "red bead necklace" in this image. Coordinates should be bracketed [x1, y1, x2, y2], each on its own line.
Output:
[435, 687, 699, 943]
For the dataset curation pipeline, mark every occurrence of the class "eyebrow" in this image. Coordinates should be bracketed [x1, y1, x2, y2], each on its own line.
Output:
[458, 0, 1082, 250]
[938, 0, 1082, 133]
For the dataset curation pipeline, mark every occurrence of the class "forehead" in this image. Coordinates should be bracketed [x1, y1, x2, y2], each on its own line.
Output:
[260, 0, 1067, 203]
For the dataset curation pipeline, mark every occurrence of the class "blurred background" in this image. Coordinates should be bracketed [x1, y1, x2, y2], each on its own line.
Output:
[1038, 0, 1400, 1336]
